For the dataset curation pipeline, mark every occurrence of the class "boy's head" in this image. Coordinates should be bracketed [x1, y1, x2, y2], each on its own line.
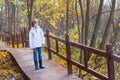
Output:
[32, 19, 38, 27]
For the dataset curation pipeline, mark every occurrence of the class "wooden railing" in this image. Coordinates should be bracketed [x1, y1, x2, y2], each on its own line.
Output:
[45, 30, 120, 80]
[1, 28, 28, 48]
[1, 29, 120, 80]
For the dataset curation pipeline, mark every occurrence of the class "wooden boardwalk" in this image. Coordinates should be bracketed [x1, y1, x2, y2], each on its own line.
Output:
[0, 41, 81, 80]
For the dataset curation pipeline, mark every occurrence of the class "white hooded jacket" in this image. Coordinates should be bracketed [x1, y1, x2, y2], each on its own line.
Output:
[29, 26, 45, 49]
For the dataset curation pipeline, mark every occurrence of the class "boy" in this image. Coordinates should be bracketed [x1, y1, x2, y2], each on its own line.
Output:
[29, 20, 45, 70]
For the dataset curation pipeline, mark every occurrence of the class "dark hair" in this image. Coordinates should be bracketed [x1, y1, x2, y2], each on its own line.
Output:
[32, 20, 37, 27]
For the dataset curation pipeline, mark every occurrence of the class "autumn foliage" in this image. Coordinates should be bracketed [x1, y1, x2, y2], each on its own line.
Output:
[0, 51, 28, 80]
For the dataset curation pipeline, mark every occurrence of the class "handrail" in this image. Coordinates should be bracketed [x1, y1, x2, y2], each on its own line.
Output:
[1, 29, 120, 80]
[112, 54, 120, 62]
[1, 28, 28, 48]
[69, 41, 107, 57]
[45, 30, 120, 80]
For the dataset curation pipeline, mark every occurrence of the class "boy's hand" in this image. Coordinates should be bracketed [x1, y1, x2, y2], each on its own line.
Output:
[42, 44, 45, 47]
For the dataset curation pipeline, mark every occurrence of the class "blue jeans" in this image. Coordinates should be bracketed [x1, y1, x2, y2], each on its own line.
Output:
[33, 47, 42, 61]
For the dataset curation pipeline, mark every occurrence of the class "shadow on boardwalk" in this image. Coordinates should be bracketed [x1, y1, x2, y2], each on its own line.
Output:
[0, 41, 81, 80]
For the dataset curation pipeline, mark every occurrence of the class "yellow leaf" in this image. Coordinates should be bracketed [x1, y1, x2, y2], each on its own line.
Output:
[50, 19, 57, 29]
[18, 1, 24, 5]
[77, 10, 81, 16]
[10, 0, 16, 4]
[118, 22, 120, 27]
[90, 0, 93, 2]
[112, 33, 114, 36]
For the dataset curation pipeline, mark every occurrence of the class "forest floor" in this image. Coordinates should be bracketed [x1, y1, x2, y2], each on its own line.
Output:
[0, 50, 28, 80]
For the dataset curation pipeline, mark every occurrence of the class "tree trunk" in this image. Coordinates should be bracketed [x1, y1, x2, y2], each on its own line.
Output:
[4, 0, 8, 33]
[26, 0, 34, 30]
[90, 0, 104, 47]
[78, 0, 85, 44]
[66, 0, 69, 34]
[78, 0, 85, 78]
[71, 2, 75, 32]
[6, 0, 12, 34]
[13, 4, 15, 35]
[100, 0, 116, 50]
[85, 0, 90, 45]
[110, 18, 120, 47]
[75, 0, 80, 43]
[0, 7, 3, 32]
[87, 0, 104, 62]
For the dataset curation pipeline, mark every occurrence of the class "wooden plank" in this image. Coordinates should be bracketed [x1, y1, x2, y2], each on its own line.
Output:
[70, 41, 107, 57]
[112, 54, 120, 62]
[49, 35, 66, 43]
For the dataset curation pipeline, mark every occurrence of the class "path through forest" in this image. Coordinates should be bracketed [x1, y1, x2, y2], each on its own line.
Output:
[0, 41, 81, 80]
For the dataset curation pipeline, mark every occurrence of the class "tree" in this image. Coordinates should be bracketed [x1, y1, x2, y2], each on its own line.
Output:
[11, 1, 16, 35]
[26, 0, 34, 30]
[0, 6, 3, 33]
[90, 0, 104, 47]
[66, 0, 69, 34]
[78, 0, 85, 45]
[85, 0, 90, 45]
[100, 0, 116, 50]
[0, 0, 4, 33]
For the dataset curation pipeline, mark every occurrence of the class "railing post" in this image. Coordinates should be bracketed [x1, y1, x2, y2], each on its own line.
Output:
[6, 35, 9, 46]
[9, 35, 11, 46]
[0, 33, 1, 40]
[46, 30, 52, 59]
[5, 34, 7, 44]
[65, 34, 72, 74]
[24, 28, 28, 47]
[12, 34, 14, 48]
[106, 44, 115, 80]
[18, 34, 20, 48]
[3, 34, 5, 41]
[16, 33, 19, 48]
[5, 34, 7, 43]
[84, 51, 88, 68]
[0, 34, 1, 40]
[56, 40, 59, 53]
[8, 34, 10, 46]
[2, 33, 4, 41]
[21, 31, 24, 47]
[9, 34, 12, 47]
[1, 33, 2, 40]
